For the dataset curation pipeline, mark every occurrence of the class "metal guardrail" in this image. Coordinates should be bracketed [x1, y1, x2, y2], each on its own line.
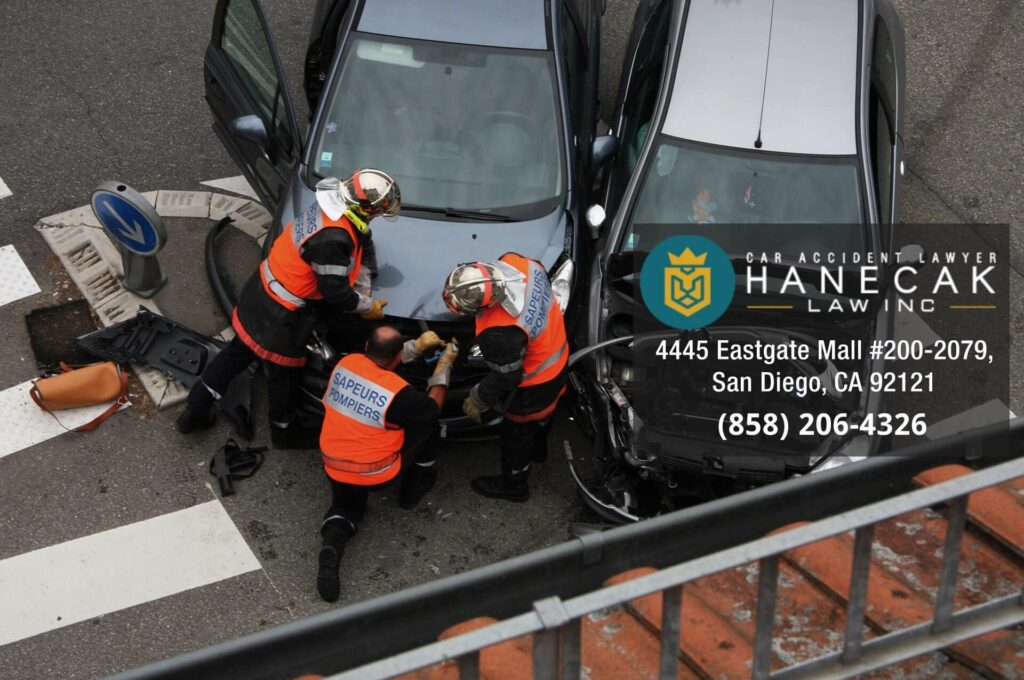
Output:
[329, 454, 1024, 680]
[114, 419, 1020, 680]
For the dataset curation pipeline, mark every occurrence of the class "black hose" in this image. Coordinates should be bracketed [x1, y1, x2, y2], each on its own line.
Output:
[205, 216, 238, 317]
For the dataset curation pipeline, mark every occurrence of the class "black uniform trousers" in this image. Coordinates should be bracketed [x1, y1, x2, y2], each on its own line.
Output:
[187, 336, 302, 426]
[500, 417, 554, 478]
[323, 427, 439, 533]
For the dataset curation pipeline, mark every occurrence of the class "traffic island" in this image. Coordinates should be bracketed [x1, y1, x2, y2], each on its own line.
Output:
[34, 189, 271, 408]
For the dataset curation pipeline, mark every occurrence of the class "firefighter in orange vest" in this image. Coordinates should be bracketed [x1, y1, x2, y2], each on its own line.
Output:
[442, 253, 569, 502]
[316, 325, 458, 602]
[177, 169, 398, 448]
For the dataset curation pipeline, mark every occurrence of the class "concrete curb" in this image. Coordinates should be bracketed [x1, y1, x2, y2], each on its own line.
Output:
[34, 190, 271, 409]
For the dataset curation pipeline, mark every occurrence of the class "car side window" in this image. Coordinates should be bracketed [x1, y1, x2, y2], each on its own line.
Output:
[608, 0, 670, 214]
[872, 18, 897, 115]
[560, 2, 587, 134]
[221, 0, 296, 155]
[870, 18, 896, 229]
[871, 99, 894, 227]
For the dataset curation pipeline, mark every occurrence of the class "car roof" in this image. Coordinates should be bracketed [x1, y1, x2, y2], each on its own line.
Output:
[358, 0, 549, 50]
[662, 0, 860, 155]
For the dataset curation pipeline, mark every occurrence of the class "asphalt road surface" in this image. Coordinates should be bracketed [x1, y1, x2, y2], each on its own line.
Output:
[0, 1, 1020, 677]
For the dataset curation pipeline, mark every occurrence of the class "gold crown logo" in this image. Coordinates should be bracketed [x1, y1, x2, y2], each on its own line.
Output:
[667, 247, 707, 266]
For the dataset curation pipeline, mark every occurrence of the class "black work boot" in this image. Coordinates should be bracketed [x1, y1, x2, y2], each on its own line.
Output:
[399, 466, 437, 510]
[317, 521, 354, 603]
[471, 474, 529, 502]
[271, 422, 319, 449]
[176, 405, 215, 434]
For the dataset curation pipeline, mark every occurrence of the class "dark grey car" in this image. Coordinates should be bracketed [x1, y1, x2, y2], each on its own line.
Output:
[569, 0, 910, 521]
[202, 0, 606, 432]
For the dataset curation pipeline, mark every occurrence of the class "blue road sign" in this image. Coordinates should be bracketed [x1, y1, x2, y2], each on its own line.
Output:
[90, 183, 166, 256]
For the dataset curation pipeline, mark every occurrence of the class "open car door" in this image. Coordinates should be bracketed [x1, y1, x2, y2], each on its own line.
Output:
[204, 0, 301, 208]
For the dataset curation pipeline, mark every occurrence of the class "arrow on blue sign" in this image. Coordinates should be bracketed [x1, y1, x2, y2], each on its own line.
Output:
[102, 198, 149, 247]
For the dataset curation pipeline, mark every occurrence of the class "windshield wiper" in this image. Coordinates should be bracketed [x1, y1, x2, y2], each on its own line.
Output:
[404, 204, 514, 222]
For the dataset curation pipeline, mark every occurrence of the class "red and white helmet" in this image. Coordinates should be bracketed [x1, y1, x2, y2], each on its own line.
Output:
[442, 262, 507, 316]
[340, 168, 401, 221]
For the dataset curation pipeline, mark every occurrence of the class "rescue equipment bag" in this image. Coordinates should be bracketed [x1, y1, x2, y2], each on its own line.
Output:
[29, 361, 128, 432]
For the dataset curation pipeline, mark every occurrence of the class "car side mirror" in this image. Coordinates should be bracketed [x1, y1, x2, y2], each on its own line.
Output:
[586, 204, 606, 240]
[229, 115, 269, 148]
[897, 244, 925, 269]
[591, 135, 619, 171]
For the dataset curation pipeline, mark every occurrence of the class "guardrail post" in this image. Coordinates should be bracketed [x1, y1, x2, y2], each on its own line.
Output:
[560, 618, 581, 679]
[932, 495, 968, 633]
[456, 651, 480, 680]
[842, 524, 875, 663]
[533, 597, 572, 680]
[752, 556, 780, 680]
[659, 585, 683, 679]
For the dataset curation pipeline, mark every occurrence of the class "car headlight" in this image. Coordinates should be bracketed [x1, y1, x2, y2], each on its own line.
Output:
[550, 259, 575, 311]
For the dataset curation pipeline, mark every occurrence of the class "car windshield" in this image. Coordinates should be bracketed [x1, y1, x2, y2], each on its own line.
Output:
[621, 137, 866, 256]
[312, 33, 564, 220]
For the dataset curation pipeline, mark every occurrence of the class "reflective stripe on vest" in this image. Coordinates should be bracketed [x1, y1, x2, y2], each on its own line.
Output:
[260, 260, 307, 309]
[475, 253, 568, 388]
[260, 203, 362, 308]
[320, 354, 408, 485]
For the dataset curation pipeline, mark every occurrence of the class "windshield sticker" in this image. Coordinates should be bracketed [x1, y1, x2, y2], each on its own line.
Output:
[320, 151, 333, 168]
[325, 121, 338, 134]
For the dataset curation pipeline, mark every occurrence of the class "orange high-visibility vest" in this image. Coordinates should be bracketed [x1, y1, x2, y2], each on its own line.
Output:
[260, 203, 363, 311]
[475, 253, 568, 387]
[320, 353, 408, 486]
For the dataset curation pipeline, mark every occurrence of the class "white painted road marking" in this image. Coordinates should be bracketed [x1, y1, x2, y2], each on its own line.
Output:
[0, 380, 130, 461]
[926, 399, 1016, 440]
[100, 197, 148, 245]
[201, 175, 260, 202]
[0, 176, 11, 200]
[0, 501, 260, 646]
[0, 244, 40, 307]
[893, 306, 941, 348]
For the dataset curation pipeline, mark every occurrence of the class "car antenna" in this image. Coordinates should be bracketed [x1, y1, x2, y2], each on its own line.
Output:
[755, 0, 776, 150]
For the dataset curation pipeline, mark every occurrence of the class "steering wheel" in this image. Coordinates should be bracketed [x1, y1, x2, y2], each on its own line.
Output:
[462, 111, 537, 161]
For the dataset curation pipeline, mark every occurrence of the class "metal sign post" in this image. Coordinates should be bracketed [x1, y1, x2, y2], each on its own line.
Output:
[90, 181, 168, 298]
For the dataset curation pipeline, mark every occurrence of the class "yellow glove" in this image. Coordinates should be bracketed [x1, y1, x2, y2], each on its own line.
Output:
[462, 385, 487, 423]
[427, 340, 460, 387]
[414, 331, 443, 355]
[402, 330, 444, 363]
[360, 298, 388, 320]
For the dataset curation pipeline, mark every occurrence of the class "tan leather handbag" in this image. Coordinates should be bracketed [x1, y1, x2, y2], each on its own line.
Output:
[29, 362, 128, 431]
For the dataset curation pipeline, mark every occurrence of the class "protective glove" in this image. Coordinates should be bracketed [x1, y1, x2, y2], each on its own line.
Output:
[401, 331, 443, 363]
[354, 267, 373, 298]
[427, 340, 460, 387]
[462, 384, 487, 423]
[359, 298, 388, 320]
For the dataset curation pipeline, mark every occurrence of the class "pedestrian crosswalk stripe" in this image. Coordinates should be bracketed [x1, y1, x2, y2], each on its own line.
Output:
[0, 244, 40, 307]
[0, 501, 260, 647]
[0, 380, 130, 461]
[0, 176, 11, 200]
[201, 175, 260, 202]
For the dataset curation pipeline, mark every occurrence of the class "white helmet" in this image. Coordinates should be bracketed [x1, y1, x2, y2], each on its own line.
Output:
[316, 169, 401, 227]
[442, 262, 507, 316]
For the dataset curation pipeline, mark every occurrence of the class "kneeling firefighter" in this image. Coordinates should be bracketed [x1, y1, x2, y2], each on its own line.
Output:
[177, 169, 398, 448]
[442, 252, 569, 502]
[316, 326, 458, 601]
